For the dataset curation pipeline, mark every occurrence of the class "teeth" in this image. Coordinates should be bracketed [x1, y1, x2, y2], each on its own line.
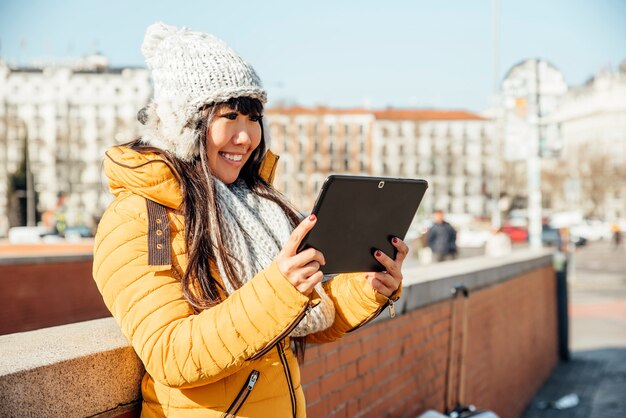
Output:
[221, 153, 243, 162]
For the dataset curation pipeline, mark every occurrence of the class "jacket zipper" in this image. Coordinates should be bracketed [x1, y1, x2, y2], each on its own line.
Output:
[277, 342, 297, 418]
[347, 298, 397, 333]
[221, 370, 260, 418]
[249, 302, 310, 361]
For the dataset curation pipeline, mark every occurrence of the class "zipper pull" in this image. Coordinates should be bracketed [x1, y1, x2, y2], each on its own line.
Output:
[388, 299, 396, 318]
[248, 371, 259, 390]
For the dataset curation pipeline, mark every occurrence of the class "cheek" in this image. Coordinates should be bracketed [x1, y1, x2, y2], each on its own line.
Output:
[251, 124, 263, 148]
[207, 121, 231, 149]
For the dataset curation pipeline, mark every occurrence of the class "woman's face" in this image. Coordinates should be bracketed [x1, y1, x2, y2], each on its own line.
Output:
[205, 105, 262, 184]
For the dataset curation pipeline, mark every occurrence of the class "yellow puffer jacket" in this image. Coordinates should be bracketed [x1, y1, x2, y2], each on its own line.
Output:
[93, 146, 401, 417]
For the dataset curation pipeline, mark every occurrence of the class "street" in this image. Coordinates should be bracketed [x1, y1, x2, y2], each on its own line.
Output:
[522, 240, 626, 418]
[568, 240, 626, 350]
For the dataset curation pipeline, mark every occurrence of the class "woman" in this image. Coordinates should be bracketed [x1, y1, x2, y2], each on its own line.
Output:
[93, 22, 406, 417]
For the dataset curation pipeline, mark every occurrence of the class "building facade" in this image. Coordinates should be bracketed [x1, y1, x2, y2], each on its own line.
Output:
[266, 107, 495, 218]
[0, 55, 151, 234]
[500, 59, 568, 161]
[498, 58, 626, 222]
[549, 62, 626, 221]
[265, 107, 374, 211]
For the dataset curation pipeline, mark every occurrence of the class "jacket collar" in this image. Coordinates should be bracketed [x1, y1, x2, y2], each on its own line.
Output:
[104, 146, 279, 209]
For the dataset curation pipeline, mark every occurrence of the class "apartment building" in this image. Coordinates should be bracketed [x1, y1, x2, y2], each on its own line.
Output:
[266, 106, 494, 217]
[0, 55, 151, 233]
[265, 106, 375, 211]
[549, 62, 626, 221]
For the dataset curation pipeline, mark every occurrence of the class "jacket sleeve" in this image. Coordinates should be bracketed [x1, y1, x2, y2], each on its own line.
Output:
[306, 272, 402, 344]
[92, 194, 310, 389]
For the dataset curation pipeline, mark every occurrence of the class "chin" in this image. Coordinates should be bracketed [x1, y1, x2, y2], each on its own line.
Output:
[217, 171, 240, 185]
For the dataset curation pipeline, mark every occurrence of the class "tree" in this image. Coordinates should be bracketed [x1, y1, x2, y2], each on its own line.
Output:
[7, 140, 39, 227]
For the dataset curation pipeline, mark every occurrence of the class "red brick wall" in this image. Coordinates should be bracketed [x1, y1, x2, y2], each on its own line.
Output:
[300, 266, 558, 418]
[0, 260, 110, 335]
[2, 256, 556, 418]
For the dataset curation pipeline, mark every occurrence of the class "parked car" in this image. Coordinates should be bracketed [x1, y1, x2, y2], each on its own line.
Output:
[541, 226, 561, 247]
[7, 226, 46, 244]
[456, 227, 491, 248]
[542, 225, 587, 248]
[569, 220, 612, 242]
[64, 225, 93, 239]
[501, 224, 528, 243]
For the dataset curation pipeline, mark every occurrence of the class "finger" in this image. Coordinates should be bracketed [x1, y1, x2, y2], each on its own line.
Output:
[298, 271, 324, 295]
[391, 236, 409, 263]
[372, 271, 399, 291]
[373, 249, 399, 277]
[298, 261, 321, 279]
[366, 273, 393, 296]
[284, 214, 317, 256]
[290, 247, 326, 268]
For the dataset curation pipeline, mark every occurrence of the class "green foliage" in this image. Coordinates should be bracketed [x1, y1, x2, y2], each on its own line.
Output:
[6, 140, 40, 227]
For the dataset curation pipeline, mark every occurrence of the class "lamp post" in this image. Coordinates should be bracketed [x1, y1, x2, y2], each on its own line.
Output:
[490, 0, 502, 229]
[527, 60, 543, 249]
[24, 121, 35, 227]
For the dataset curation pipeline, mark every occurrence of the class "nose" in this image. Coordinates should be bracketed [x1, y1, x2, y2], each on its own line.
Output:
[232, 120, 252, 148]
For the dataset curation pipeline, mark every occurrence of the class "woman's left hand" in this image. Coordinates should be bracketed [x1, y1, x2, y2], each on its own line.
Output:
[365, 237, 408, 297]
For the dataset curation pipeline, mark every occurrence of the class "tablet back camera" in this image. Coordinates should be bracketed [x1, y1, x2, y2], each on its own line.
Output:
[378, 181, 385, 189]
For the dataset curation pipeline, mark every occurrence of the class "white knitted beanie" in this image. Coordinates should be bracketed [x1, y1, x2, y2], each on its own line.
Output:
[139, 22, 267, 161]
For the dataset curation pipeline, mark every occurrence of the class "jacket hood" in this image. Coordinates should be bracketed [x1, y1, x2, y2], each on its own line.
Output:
[103, 146, 280, 209]
[104, 146, 184, 209]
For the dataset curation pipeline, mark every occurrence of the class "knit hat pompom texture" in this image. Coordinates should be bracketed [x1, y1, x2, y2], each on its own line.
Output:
[140, 22, 267, 161]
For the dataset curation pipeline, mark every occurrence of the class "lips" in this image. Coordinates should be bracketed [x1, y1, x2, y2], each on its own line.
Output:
[219, 152, 243, 162]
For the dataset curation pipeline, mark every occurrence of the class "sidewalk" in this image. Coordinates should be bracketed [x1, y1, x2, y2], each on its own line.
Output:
[521, 242, 626, 418]
[521, 348, 626, 418]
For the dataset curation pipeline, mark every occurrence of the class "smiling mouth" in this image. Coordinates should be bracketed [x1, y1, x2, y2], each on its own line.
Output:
[219, 152, 244, 162]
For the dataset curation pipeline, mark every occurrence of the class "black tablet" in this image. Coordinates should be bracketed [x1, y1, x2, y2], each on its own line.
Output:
[297, 175, 428, 274]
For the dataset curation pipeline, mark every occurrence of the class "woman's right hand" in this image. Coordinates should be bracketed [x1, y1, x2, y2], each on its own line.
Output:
[276, 214, 325, 295]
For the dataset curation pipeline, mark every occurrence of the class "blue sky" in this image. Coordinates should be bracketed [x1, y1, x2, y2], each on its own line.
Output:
[1, 0, 624, 112]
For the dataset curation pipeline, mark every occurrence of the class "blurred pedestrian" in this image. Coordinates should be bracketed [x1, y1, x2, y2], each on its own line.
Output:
[427, 209, 457, 262]
[485, 227, 512, 257]
[51, 192, 68, 237]
[612, 224, 623, 251]
[92, 22, 404, 417]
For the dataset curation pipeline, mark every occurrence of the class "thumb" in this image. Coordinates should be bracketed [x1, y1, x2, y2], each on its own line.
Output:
[283, 214, 317, 256]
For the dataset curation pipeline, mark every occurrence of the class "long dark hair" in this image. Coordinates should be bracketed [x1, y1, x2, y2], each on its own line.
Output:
[130, 97, 307, 361]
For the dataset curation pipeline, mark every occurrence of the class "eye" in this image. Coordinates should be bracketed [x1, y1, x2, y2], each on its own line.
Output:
[221, 112, 238, 120]
[249, 114, 263, 122]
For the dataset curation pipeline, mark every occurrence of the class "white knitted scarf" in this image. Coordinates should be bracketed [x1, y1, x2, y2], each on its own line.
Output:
[213, 179, 335, 337]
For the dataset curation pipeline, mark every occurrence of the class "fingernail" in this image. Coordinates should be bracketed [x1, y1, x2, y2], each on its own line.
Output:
[392, 237, 399, 244]
[309, 214, 316, 221]
[375, 250, 382, 257]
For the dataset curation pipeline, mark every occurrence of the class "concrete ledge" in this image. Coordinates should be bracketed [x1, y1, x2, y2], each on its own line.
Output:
[0, 249, 554, 417]
[0, 318, 144, 418]
[0, 253, 93, 265]
[374, 248, 554, 322]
